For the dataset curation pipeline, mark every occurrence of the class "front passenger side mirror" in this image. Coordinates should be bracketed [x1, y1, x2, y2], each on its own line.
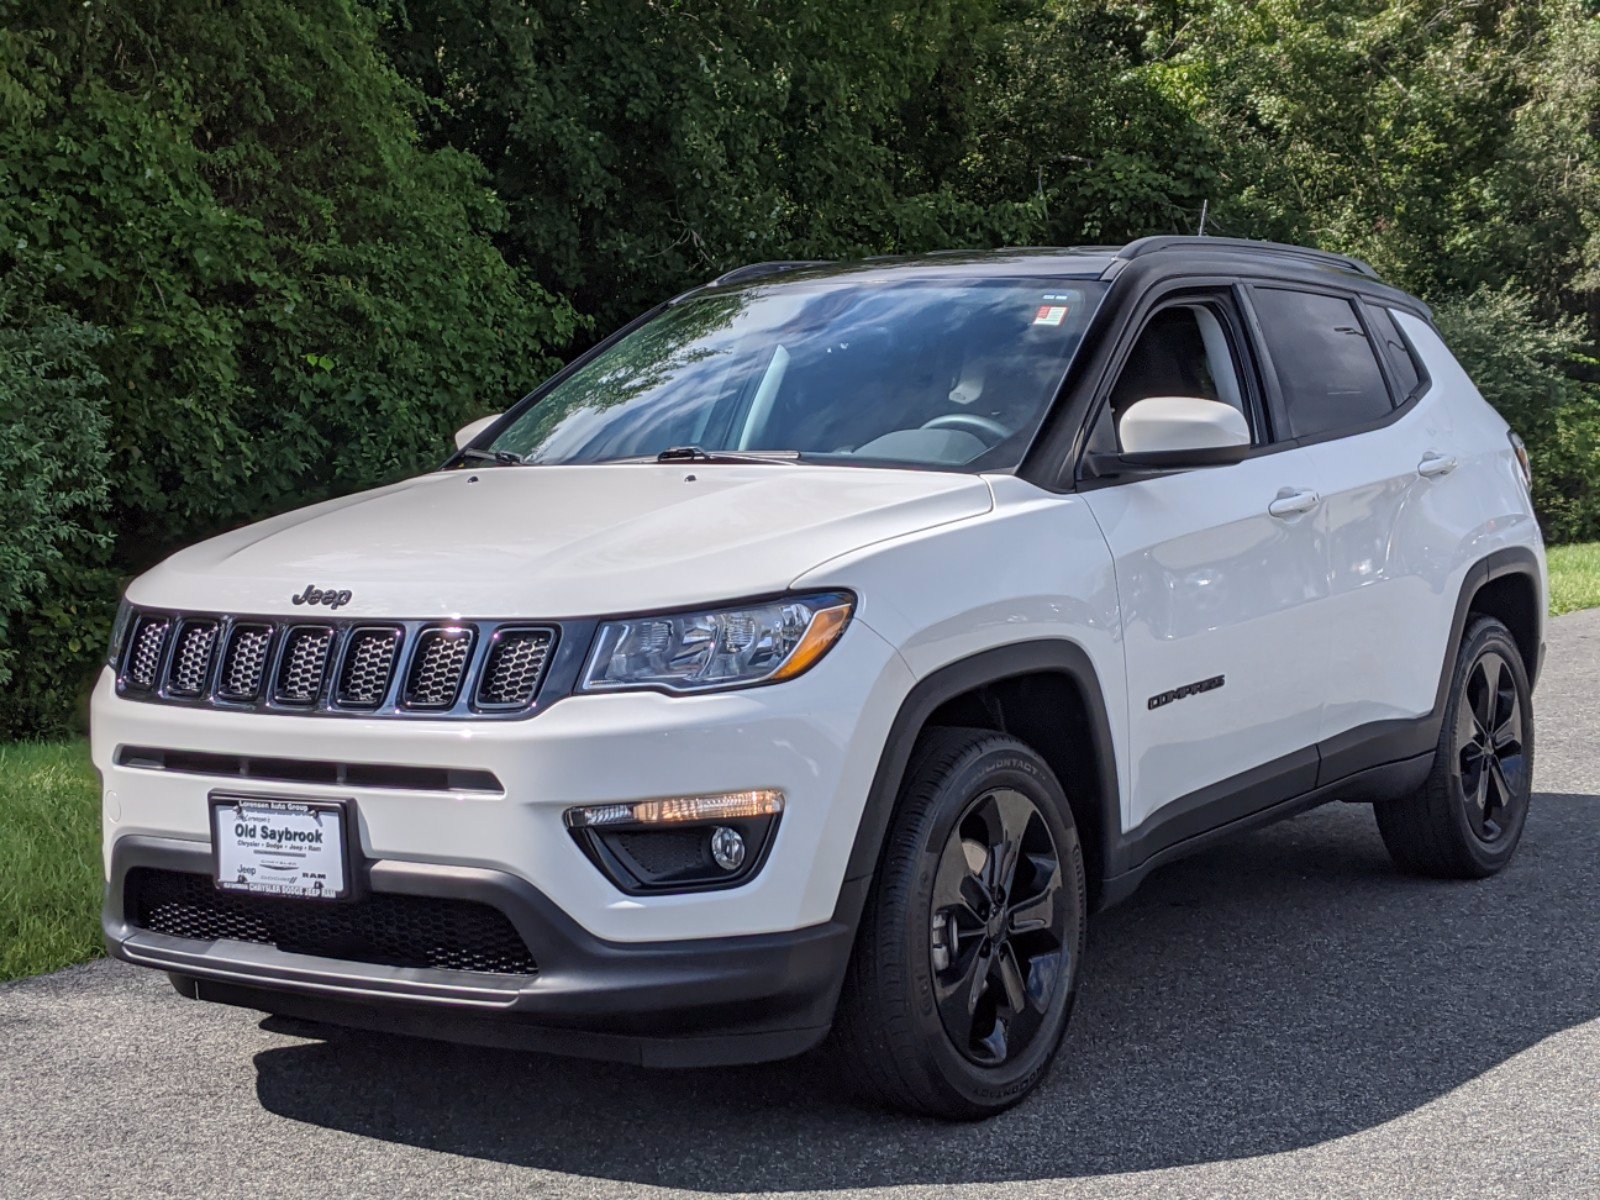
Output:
[1087, 396, 1252, 476]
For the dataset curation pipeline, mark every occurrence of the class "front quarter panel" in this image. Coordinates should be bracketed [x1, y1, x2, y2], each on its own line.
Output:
[794, 474, 1129, 828]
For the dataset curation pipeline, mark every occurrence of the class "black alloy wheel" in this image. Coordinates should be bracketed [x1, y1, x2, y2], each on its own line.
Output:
[1455, 647, 1528, 844]
[833, 727, 1086, 1119]
[929, 787, 1068, 1067]
[1375, 616, 1534, 878]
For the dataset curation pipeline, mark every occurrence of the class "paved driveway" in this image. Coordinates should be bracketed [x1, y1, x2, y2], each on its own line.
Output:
[5, 612, 1599, 1199]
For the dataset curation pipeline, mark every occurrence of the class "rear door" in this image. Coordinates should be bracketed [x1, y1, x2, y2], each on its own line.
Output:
[1244, 286, 1458, 772]
[1080, 286, 1329, 838]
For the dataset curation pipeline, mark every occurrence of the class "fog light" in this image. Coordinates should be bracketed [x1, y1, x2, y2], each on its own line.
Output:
[564, 790, 784, 893]
[709, 826, 746, 872]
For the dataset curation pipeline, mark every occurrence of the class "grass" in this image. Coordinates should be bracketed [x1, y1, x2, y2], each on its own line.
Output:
[1, 548, 1598, 983]
[0, 741, 102, 981]
[1548, 541, 1600, 616]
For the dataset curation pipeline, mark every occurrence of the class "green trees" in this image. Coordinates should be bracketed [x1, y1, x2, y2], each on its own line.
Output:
[1435, 288, 1600, 543]
[0, 0, 573, 734]
[0, 283, 113, 731]
[1156, 0, 1600, 535]
[1, 0, 1597, 734]
[375, 0, 1040, 332]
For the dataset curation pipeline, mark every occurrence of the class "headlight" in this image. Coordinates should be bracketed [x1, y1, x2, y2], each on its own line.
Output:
[579, 592, 854, 694]
[106, 598, 134, 669]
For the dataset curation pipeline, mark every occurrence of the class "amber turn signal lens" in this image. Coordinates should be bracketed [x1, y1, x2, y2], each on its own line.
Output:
[770, 602, 852, 682]
[565, 789, 786, 828]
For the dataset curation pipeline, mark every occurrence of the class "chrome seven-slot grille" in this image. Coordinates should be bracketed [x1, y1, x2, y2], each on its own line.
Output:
[119, 612, 555, 718]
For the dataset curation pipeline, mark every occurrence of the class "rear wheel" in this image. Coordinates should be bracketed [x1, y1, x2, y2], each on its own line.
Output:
[1374, 616, 1534, 878]
[833, 728, 1086, 1119]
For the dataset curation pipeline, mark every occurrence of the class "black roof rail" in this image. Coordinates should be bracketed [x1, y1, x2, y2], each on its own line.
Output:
[918, 245, 1120, 256]
[707, 260, 832, 287]
[1118, 235, 1380, 279]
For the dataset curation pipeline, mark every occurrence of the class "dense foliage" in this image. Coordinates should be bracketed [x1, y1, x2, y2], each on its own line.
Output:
[0, 0, 1596, 734]
[0, 281, 113, 728]
[375, 0, 1045, 330]
[0, 0, 572, 734]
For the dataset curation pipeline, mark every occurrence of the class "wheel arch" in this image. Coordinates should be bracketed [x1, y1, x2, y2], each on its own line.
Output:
[843, 640, 1121, 911]
[1439, 546, 1544, 708]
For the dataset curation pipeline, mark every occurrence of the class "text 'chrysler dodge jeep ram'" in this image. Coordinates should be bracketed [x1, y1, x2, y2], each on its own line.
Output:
[96, 237, 1544, 1118]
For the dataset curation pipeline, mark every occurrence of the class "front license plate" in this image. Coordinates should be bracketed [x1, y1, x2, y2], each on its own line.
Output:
[210, 794, 351, 901]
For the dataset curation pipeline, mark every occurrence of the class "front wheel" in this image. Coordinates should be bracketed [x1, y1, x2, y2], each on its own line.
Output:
[1374, 616, 1534, 878]
[833, 728, 1087, 1119]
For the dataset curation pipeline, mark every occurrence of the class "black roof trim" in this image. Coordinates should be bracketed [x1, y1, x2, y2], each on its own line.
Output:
[1118, 235, 1379, 279]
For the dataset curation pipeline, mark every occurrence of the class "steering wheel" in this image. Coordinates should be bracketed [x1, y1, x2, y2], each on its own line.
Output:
[920, 412, 1011, 444]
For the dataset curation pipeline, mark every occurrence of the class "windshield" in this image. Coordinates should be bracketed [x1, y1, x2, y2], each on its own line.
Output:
[484, 276, 1107, 471]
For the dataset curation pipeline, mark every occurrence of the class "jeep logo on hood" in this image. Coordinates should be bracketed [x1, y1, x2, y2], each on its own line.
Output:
[291, 584, 353, 610]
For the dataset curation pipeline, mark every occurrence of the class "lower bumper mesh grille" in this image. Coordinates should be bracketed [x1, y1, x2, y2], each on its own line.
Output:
[126, 868, 538, 976]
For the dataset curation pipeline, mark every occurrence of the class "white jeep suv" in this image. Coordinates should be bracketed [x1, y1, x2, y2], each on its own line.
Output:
[95, 237, 1544, 1119]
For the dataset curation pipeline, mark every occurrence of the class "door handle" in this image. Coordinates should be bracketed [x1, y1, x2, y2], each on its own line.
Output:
[1418, 452, 1458, 478]
[1268, 488, 1320, 518]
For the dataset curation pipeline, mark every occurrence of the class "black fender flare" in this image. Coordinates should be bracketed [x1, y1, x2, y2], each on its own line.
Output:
[1431, 545, 1544, 709]
[841, 639, 1120, 898]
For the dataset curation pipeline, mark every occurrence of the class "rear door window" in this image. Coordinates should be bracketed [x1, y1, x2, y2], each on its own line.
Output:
[1251, 288, 1393, 439]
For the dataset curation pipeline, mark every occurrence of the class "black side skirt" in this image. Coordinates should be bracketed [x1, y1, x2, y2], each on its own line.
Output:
[1097, 723, 1437, 909]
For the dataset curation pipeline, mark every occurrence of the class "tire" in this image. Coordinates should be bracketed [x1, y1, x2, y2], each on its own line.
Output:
[1374, 616, 1534, 879]
[833, 727, 1088, 1120]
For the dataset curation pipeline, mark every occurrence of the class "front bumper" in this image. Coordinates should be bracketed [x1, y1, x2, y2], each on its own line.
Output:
[105, 835, 864, 1066]
[93, 614, 912, 943]
[94, 617, 912, 1063]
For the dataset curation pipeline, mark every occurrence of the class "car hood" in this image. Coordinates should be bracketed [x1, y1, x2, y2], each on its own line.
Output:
[130, 464, 993, 618]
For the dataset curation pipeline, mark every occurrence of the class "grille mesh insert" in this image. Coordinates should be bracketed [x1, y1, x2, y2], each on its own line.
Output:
[476, 629, 553, 708]
[166, 621, 219, 696]
[125, 616, 172, 691]
[218, 625, 273, 701]
[335, 628, 402, 709]
[275, 627, 335, 705]
[127, 869, 537, 976]
[403, 628, 474, 709]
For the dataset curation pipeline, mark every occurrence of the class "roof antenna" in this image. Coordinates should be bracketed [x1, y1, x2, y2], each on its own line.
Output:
[1196, 199, 1209, 237]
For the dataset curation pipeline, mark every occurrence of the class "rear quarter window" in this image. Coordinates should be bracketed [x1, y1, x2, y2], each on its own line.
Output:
[1252, 288, 1393, 439]
[1363, 303, 1426, 399]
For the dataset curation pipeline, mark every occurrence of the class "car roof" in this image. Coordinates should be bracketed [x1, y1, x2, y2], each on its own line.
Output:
[698, 237, 1427, 315]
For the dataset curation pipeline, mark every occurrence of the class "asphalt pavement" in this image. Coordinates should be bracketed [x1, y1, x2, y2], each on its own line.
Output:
[4, 611, 1599, 1199]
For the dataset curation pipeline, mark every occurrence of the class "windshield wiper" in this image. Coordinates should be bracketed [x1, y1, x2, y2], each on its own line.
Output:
[456, 447, 526, 466]
[654, 445, 801, 465]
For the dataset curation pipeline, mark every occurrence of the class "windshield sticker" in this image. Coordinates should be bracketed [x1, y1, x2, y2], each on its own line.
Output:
[1033, 304, 1069, 327]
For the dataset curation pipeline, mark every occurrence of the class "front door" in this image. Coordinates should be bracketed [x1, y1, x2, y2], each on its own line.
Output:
[1080, 291, 1330, 838]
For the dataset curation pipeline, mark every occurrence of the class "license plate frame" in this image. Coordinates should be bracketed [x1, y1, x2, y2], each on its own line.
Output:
[208, 792, 359, 902]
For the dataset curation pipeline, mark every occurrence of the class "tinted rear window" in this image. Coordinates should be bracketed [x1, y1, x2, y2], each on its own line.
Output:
[1253, 288, 1393, 439]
